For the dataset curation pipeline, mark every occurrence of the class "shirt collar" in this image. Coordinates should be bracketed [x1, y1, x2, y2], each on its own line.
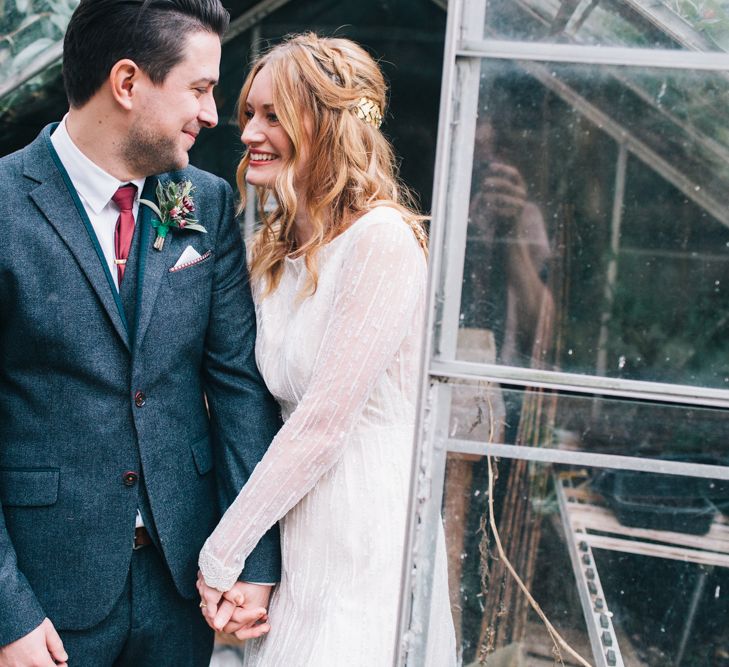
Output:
[50, 116, 146, 215]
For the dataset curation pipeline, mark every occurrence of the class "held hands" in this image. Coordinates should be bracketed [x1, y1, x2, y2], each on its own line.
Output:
[196, 572, 271, 641]
[0, 618, 68, 667]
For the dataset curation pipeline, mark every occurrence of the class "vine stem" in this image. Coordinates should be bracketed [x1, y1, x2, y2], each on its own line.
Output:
[484, 389, 593, 667]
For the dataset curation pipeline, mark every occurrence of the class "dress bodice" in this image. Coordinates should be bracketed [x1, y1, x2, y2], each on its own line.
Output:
[253, 208, 423, 425]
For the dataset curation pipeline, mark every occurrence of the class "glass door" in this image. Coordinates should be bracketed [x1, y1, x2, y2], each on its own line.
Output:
[399, 2, 729, 665]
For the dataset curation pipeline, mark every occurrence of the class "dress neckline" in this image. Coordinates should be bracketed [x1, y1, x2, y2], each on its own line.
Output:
[283, 207, 392, 264]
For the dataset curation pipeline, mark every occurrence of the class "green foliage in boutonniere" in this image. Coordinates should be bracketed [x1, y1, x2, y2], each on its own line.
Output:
[140, 180, 207, 251]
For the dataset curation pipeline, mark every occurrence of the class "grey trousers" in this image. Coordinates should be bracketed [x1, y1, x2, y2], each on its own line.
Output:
[59, 544, 214, 667]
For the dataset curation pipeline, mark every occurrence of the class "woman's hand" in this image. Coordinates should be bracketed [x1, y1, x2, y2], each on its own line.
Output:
[197, 570, 224, 627]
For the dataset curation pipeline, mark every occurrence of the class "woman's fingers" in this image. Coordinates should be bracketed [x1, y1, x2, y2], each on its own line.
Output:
[213, 598, 238, 631]
[197, 575, 225, 626]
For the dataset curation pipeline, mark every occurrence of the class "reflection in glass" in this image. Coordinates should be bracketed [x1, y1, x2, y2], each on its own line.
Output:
[442, 457, 729, 665]
[482, 0, 729, 51]
[457, 59, 729, 389]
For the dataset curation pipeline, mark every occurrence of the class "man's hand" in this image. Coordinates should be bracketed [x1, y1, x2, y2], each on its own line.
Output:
[219, 582, 271, 640]
[197, 573, 271, 641]
[0, 618, 68, 667]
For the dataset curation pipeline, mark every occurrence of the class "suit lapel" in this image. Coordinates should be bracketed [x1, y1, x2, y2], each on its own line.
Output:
[134, 175, 171, 351]
[26, 126, 131, 350]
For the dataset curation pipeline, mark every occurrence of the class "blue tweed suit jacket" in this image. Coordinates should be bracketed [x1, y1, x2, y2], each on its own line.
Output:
[0, 125, 282, 646]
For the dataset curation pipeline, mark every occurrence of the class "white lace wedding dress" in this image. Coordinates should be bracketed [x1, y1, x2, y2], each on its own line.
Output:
[199, 207, 456, 666]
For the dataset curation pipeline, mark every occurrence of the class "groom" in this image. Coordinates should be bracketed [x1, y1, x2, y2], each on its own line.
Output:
[0, 0, 280, 664]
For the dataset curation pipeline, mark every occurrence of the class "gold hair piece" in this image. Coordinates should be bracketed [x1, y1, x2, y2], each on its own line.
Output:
[354, 97, 382, 129]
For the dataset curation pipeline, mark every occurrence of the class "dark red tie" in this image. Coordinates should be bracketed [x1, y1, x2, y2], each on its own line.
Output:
[112, 184, 137, 285]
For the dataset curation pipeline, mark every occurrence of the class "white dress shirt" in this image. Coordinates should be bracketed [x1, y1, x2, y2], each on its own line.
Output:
[50, 117, 146, 291]
[51, 118, 146, 529]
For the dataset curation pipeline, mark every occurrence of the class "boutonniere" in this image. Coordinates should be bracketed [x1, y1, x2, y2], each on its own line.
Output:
[140, 180, 207, 251]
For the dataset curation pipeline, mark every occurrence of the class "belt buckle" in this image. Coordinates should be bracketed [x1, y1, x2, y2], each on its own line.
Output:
[133, 527, 149, 550]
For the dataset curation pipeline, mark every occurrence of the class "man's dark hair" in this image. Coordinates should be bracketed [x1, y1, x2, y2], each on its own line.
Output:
[63, 0, 230, 108]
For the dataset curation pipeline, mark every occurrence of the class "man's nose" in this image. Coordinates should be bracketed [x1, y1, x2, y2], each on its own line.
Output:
[199, 91, 218, 129]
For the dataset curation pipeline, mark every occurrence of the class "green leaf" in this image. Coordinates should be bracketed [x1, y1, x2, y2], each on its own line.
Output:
[184, 223, 208, 233]
[139, 198, 162, 218]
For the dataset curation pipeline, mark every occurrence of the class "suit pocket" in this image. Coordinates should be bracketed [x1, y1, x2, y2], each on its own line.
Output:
[167, 250, 214, 287]
[190, 434, 213, 476]
[0, 468, 60, 507]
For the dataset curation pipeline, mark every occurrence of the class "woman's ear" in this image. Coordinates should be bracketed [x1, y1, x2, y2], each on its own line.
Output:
[109, 59, 142, 111]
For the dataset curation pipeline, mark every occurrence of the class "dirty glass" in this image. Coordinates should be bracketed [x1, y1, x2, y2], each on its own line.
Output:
[442, 457, 729, 665]
[456, 58, 729, 390]
[482, 0, 729, 52]
[445, 380, 729, 464]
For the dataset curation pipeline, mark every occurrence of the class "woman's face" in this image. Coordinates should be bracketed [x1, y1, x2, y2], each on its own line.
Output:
[241, 64, 296, 188]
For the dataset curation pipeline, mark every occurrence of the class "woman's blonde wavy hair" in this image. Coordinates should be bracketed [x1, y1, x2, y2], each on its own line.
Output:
[237, 32, 428, 297]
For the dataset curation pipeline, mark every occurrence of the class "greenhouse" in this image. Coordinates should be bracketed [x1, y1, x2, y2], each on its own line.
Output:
[3, 0, 729, 665]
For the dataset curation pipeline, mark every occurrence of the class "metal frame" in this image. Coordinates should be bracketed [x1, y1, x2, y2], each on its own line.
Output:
[394, 0, 465, 658]
[430, 359, 729, 408]
[556, 476, 625, 667]
[398, 0, 729, 665]
[556, 471, 729, 666]
[448, 440, 729, 481]
[595, 144, 628, 378]
[224, 0, 296, 44]
[460, 39, 729, 70]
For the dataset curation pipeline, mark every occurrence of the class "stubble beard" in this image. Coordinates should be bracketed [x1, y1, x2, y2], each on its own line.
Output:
[121, 124, 189, 176]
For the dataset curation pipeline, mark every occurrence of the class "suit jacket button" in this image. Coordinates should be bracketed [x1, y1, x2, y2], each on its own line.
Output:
[134, 391, 146, 407]
[123, 471, 138, 487]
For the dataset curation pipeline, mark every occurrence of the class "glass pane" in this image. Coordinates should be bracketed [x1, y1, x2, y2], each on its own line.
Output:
[446, 380, 729, 462]
[482, 0, 729, 51]
[0, 0, 78, 82]
[455, 59, 729, 389]
[442, 456, 729, 665]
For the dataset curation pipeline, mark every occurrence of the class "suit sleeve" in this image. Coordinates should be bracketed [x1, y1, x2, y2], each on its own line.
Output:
[0, 163, 47, 646]
[0, 509, 46, 646]
[201, 179, 282, 584]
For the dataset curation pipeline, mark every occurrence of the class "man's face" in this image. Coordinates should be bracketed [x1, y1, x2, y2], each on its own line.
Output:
[121, 30, 221, 176]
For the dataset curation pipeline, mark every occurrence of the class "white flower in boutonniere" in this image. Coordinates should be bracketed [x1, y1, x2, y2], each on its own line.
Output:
[140, 180, 207, 251]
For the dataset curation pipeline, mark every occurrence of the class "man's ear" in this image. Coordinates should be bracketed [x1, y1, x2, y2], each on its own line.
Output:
[109, 59, 142, 110]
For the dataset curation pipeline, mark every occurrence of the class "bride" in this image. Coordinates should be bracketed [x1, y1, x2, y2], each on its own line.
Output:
[197, 33, 455, 666]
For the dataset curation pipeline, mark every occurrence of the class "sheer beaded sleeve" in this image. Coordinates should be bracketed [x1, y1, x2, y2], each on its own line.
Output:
[198, 215, 426, 591]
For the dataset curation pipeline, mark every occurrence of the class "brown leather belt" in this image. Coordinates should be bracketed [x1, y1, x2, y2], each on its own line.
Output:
[133, 526, 153, 550]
